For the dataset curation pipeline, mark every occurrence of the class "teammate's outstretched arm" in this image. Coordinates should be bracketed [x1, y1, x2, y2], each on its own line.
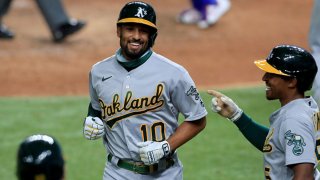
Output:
[207, 90, 243, 121]
[207, 90, 269, 151]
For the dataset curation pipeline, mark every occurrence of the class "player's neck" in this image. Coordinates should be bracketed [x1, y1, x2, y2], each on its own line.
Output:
[279, 92, 304, 106]
[116, 49, 153, 71]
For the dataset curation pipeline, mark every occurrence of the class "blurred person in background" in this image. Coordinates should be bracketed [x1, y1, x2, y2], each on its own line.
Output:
[17, 134, 65, 180]
[177, 0, 231, 29]
[309, 0, 320, 105]
[0, 0, 85, 42]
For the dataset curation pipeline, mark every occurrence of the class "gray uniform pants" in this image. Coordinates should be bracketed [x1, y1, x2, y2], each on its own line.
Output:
[0, 0, 69, 32]
[309, 0, 320, 104]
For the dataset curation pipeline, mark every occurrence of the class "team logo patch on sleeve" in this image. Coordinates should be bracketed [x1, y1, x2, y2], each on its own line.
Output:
[186, 86, 204, 107]
[284, 130, 306, 156]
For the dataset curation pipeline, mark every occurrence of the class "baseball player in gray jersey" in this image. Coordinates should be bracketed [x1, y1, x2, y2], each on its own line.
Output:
[83, 1, 207, 179]
[208, 45, 320, 179]
[309, 0, 320, 105]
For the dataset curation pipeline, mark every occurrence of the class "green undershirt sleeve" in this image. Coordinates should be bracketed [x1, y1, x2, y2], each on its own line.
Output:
[234, 113, 269, 152]
[87, 103, 102, 119]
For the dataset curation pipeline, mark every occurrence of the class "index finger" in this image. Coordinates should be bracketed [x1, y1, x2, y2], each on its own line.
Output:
[207, 90, 224, 98]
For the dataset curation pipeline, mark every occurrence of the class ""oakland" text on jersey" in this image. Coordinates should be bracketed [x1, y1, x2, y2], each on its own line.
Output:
[99, 83, 165, 128]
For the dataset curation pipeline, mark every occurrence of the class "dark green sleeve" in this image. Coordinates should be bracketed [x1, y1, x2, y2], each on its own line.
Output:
[87, 103, 102, 119]
[234, 113, 269, 152]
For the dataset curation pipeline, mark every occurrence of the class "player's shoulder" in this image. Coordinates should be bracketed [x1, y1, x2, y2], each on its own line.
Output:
[286, 98, 317, 113]
[91, 55, 116, 70]
[282, 98, 317, 123]
[151, 52, 187, 73]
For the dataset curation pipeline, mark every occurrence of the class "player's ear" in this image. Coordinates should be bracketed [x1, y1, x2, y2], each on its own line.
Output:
[287, 77, 298, 89]
[117, 26, 121, 38]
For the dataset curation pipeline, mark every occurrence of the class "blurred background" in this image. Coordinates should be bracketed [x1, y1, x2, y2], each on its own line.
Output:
[0, 0, 313, 96]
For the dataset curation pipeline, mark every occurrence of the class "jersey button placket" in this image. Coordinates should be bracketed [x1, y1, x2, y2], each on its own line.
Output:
[125, 75, 130, 89]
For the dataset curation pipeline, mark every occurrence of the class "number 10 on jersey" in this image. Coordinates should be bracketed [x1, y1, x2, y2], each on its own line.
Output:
[140, 121, 166, 142]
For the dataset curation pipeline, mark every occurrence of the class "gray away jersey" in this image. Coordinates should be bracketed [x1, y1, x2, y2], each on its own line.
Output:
[89, 51, 207, 161]
[263, 97, 320, 180]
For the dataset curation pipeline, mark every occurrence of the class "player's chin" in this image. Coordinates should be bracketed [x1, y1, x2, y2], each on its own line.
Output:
[265, 90, 272, 99]
[130, 48, 147, 56]
[129, 49, 143, 55]
[127, 51, 144, 59]
[266, 93, 276, 100]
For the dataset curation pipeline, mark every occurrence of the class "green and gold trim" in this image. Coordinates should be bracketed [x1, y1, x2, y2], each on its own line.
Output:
[118, 18, 157, 29]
